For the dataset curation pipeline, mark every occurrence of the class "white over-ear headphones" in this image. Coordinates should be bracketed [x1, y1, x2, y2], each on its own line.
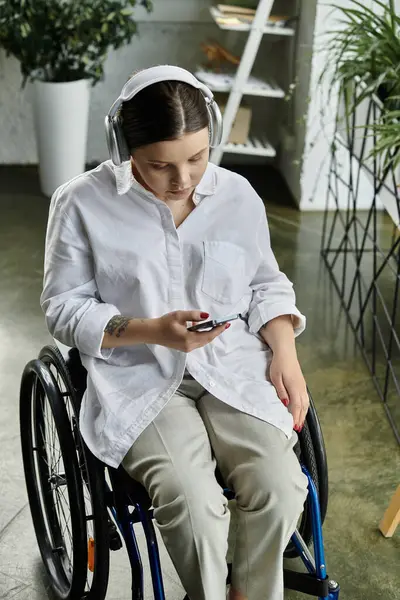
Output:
[105, 65, 223, 166]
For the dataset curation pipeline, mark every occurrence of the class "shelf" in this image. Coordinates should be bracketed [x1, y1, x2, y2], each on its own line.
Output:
[223, 137, 276, 157]
[195, 69, 285, 98]
[210, 6, 295, 36]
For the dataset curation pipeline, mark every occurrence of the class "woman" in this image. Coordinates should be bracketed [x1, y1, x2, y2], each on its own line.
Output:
[41, 65, 309, 600]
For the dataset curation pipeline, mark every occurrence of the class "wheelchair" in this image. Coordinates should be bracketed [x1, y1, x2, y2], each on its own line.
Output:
[19, 343, 340, 600]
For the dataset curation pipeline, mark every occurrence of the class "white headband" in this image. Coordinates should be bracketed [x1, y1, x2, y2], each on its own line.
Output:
[107, 65, 216, 119]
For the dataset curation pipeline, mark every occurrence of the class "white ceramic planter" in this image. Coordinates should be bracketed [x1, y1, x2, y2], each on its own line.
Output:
[32, 79, 90, 197]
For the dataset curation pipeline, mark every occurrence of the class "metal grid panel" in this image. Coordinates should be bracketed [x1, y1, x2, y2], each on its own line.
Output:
[322, 83, 400, 443]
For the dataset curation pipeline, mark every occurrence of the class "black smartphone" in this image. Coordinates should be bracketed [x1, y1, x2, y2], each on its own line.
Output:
[188, 313, 242, 332]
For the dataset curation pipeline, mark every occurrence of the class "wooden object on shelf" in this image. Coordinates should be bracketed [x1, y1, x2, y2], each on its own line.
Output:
[200, 40, 240, 72]
[379, 485, 400, 538]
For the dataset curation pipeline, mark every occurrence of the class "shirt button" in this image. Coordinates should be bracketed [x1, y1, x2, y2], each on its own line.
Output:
[209, 380, 215, 388]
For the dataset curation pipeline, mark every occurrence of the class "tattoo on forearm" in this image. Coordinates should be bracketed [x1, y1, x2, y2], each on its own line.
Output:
[104, 316, 131, 338]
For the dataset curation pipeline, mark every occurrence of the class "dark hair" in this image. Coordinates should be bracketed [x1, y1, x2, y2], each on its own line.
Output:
[120, 80, 209, 151]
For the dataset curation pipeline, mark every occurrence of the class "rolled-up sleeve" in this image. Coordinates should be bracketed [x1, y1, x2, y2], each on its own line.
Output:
[40, 188, 120, 358]
[247, 203, 306, 337]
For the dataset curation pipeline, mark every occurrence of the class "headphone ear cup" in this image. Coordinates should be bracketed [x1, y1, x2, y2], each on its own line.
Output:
[114, 116, 131, 163]
[105, 116, 119, 166]
[207, 100, 223, 148]
[105, 115, 130, 166]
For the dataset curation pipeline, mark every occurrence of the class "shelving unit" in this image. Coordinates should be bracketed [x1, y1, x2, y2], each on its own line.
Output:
[197, 0, 295, 164]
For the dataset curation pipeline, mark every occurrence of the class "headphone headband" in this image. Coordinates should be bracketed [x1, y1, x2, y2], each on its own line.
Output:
[105, 65, 223, 166]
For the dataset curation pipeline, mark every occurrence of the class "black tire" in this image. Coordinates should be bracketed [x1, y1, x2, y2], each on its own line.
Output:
[38, 345, 110, 600]
[284, 418, 318, 558]
[307, 391, 328, 524]
[20, 359, 88, 599]
[284, 394, 329, 559]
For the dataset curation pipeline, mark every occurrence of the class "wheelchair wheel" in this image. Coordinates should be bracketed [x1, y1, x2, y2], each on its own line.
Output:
[38, 345, 110, 600]
[20, 359, 88, 599]
[307, 391, 328, 523]
[284, 395, 328, 559]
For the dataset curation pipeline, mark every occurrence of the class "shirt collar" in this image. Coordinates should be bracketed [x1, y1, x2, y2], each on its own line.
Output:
[114, 161, 136, 196]
[113, 160, 217, 200]
[195, 162, 217, 198]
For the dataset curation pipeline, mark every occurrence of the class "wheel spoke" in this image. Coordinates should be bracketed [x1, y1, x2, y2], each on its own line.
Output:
[53, 490, 63, 541]
[44, 431, 61, 473]
[54, 487, 73, 562]
[54, 444, 64, 474]
[43, 398, 56, 470]
[42, 402, 56, 469]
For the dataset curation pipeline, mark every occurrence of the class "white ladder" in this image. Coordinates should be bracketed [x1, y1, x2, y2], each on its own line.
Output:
[196, 0, 295, 165]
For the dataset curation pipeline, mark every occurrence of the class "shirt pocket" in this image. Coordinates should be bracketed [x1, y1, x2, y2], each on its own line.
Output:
[202, 240, 247, 304]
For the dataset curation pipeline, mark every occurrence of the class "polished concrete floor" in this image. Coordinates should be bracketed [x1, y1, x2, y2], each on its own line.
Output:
[0, 166, 399, 599]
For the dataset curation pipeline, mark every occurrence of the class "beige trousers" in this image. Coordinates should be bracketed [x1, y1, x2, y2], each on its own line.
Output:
[122, 375, 308, 600]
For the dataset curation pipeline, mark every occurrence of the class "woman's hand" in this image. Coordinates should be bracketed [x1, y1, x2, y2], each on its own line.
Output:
[102, 310, 228, 350]
[269, 350, 309, 431]
[259, 315, 309, 432]
[149, 310, 229, 352]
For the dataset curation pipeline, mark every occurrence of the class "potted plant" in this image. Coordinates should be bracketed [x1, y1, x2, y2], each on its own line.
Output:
[321, 0, 400, 171]
[0, 0, 152, 196]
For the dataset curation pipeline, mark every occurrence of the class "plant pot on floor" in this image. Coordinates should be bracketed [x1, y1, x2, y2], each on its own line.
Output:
[32, 79, 90, 197]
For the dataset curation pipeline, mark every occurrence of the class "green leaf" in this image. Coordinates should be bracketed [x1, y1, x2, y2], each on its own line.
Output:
[20, 22, 30, 38]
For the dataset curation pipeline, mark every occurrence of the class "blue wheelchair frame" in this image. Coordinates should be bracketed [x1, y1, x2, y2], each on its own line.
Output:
[105, 464, 340, 600]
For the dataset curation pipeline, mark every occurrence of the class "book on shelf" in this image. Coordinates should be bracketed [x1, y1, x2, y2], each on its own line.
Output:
[213, 5, 290, 27]
[217, 4, 256, 16]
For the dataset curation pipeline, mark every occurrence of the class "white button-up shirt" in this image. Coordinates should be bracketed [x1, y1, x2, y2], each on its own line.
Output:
[41, 160, 306, 468]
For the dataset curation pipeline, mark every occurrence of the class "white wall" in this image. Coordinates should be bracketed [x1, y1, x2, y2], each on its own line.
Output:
[294, 0, 379, 210]
[278, 0, 317, 203]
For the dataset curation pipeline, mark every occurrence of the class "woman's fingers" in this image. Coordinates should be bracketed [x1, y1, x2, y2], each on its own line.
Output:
[270, 358, 309, 432]
[196, 322, 230, 344]
[285, 383, 308, 430]
[176, 310, 209, 323]
[289, 394, 303, 430]
[271, 374, 290, 408]
[298, 393, 310, 431]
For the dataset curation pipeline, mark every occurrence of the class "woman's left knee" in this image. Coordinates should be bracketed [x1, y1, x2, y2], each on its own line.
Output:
[236, 457, 308, 521]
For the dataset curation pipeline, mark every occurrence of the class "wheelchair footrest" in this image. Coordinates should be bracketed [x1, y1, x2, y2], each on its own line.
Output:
[283, 569, 329, 597]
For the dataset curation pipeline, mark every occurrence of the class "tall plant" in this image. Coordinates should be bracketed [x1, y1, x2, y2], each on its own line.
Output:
[321, 0, 400, 170]
[0, 0, 152, 86]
